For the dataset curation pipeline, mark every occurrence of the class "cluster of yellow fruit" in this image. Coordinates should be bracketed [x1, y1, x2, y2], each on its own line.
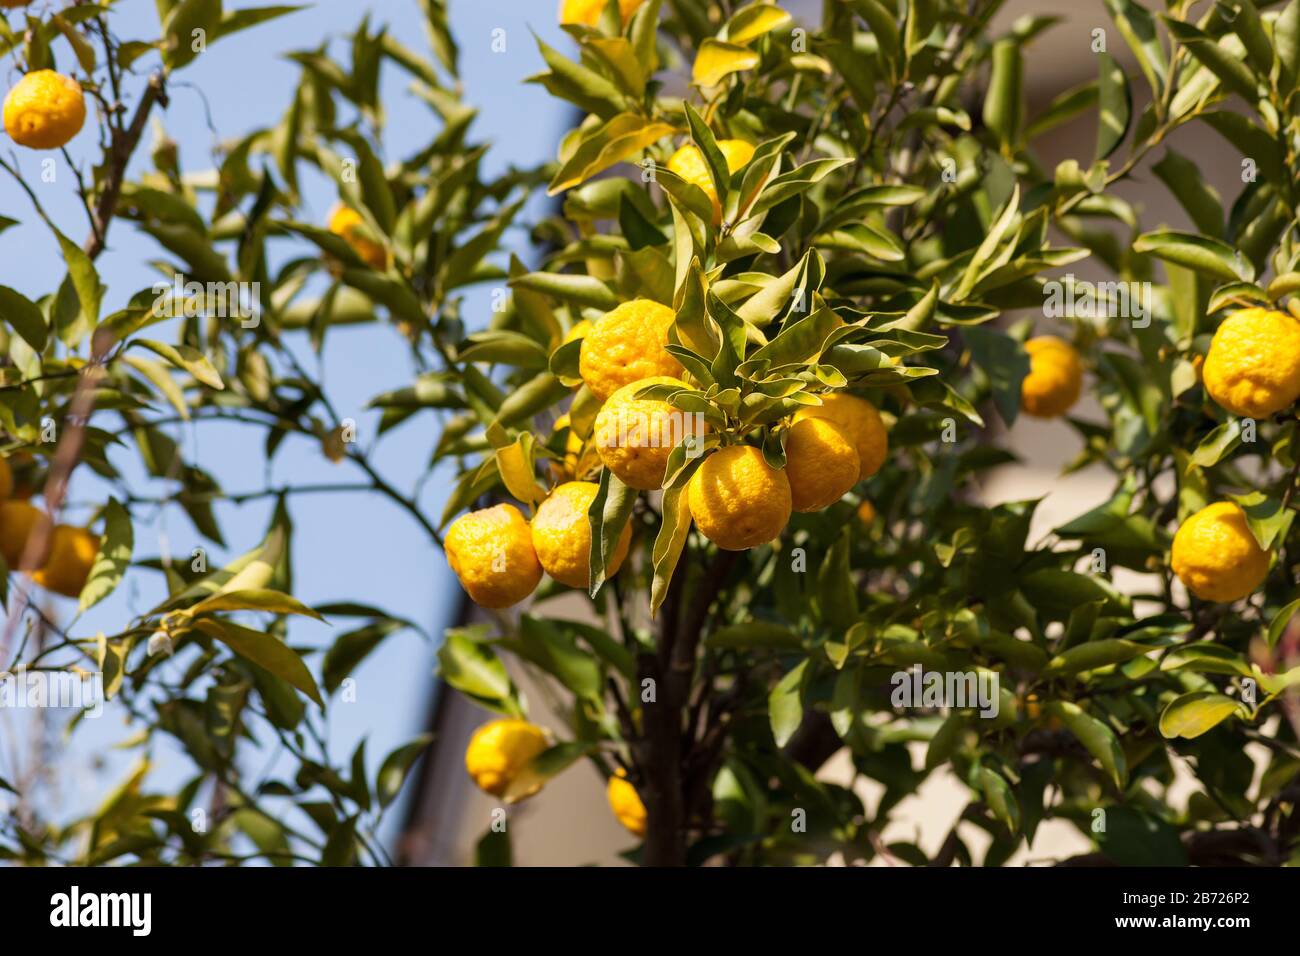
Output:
[0, 457, 99, 598]
[446, 296, 889, 608]
[465, 717, 646, 835]
[1170, 307, 1300, 603]
[2, 68, 86, 151]
[1018, 309, 1300, 605]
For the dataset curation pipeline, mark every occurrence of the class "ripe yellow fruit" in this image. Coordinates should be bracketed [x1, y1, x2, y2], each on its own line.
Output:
[1171, 502, 1270, 603]
[0, 500, 51, 570]
[688, 445, 792, 551]
[666, 139, 757, 223]
[784, 417, 860, 512]
[579, 299, 684, 402]
[559, 0, 646, 27]
[1020, 336, 1083, 418]
[0, 456, 11, 500]
[531, 481, 631, 588]
[857, 500, 877, 525]
[594, 376, 705, 490]
[607, 769, 646, 836]
[563, 319, 592, 346]
[327, 204, 388, 270]
[1202, 307, 1300, 418]
[464, 719, 550, 801]
[446, 504, 543, 608]
[794, 393, 889, 478]
[31, 524, 98, 597]
[3, 70, 86, 151]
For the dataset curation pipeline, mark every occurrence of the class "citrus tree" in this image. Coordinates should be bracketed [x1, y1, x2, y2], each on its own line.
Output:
[1, 0, 1298, 869]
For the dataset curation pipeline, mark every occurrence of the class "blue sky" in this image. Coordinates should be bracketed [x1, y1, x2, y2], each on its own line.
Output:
[0, 1, 569, 853]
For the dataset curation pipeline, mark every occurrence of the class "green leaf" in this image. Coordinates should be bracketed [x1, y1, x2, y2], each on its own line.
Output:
[1103, 0, 1167, 96]
[509, 272, 619, 311]
[376, 733, 434, 808]
[0, 286, 49, 352]
[323, 619, 404, 694]
[189, 588, 324, 620]
[978, 766, 1020, 835]
[1158, 691, 1240, 739]
[587, 468, 637, 597]
[962, 325, 1029, 426]
[1042, 639, 1147, 677]
[693, 38, 759, 87]
[1267, 598, 1300, 650]
[768, 659, 807, 747]
[706, 621, 802, 650]
[1278, 0, 1300, 93]
[79, 498, 133, 612]
[1229, 490, 1294, 550]
[651, 482, 694, 617]
[1133, 230, 1254, 282]
[1046, 701, 1128, 789]
[1189, 420, 1242, 469]
[1095, 52, 1130, 161]
[132, 339, 225, 390]
[983, 39, 1023, 151]
[1161, 17, 1258, 102]
[1151, 149, 1223, 239]
[437, 630, 519, 715]
[194, 618, 323, 708]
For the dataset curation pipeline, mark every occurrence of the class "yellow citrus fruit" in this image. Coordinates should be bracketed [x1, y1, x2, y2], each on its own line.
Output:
[784, 417, 859, 512]
[550, 413, 584, 479]
[1202, 307, 1300, 418]
[857, 500, 877, 525]
[666, 139, 757, 223]
[3, 70, 86, 151]
[579, 299, 684, 402]
[688, 445, 792, 551]
[531, 481, 631, 588]
[327, 204, 388, 270]
[607, 768, 646, 836]
[563, 318, 592, 346]
[464, 719, 550, 801]
[445, 503, 543, 608]
[794, 393, 888, 478]
[594, 376, 706, 490]
[0, 500, 50, 570]
[1171, 502, 1269, 603]
[560, 0, 646, 26]
[1020, 336, 1083, 418]
[31, 524, 98, 597]
[0, 456, 11, 500]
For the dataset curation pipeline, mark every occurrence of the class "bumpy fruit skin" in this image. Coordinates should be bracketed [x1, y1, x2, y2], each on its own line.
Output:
[1202, 308, 1300, 418]
[784, 417, 860, 512]
[594, 376, 705, 490]
[559, 0, 646, 27]
[446, 504, 543, 608]
[607, 769, 647, 836]
[666, 139, 756, 223]
[794, 393, 888, 478]
[0, 500, 51, 570]
[464, 719, 549, 801]
[1020, 336, 1083, 418]
[688, 445, 792, 551]
[1171, 502, 1270, 602]
[579, 300, 684, 402]
[531, 481, 631, 588]
[3, 70, 86, 150]
[32, 525, 98, 597]
[327, 204, 388, 270]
